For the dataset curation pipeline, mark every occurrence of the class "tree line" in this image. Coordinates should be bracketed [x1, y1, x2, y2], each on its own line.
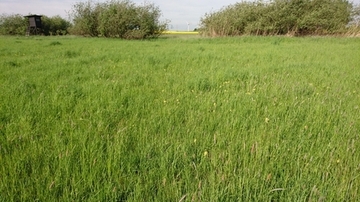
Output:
[200, 0, 360, 36]
[1, 0, 359, 38]
[0, 0, 167, 39]
[0, 14, 71, 36]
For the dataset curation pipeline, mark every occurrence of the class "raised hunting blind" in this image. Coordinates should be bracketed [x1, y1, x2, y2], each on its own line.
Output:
[25, 15, 42, 35]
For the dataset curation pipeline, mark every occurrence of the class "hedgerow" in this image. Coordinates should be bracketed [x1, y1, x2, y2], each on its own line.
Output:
[200, 0, 356, 36]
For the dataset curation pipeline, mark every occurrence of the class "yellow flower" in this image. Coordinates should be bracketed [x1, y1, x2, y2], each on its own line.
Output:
[265, 118, 270, 123]
[203, 151, 208, 157]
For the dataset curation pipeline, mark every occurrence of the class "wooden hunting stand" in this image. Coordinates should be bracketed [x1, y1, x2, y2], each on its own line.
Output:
[25, 15, 42, 36]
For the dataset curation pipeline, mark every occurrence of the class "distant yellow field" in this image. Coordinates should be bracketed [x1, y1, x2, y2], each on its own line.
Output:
[162, 31, 199, 35]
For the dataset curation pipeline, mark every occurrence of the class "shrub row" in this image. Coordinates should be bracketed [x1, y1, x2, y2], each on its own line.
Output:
[0, 14, 70, 36]
[199, 0, 357, 36]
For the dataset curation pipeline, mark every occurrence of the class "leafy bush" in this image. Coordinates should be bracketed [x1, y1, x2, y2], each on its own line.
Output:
[42, 15, 71, 35]
[200, 0, 354, 36]
[0, 14, 70, 36]
[0, 14, 27, 35]
[69, 0, 168, 39]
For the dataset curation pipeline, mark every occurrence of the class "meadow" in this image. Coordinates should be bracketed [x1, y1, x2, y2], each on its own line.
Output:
[0, 35, 359, 201]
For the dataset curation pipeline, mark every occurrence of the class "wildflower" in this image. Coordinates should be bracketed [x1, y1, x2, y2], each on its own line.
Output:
[203, 151, 208, 157]
[265, 118, 270, 123]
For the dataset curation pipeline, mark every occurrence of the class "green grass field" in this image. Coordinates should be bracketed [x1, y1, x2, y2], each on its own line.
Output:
[0, 35, 359, 201]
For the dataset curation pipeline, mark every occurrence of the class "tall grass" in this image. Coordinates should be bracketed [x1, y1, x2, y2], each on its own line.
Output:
[0, 36, 360, 201]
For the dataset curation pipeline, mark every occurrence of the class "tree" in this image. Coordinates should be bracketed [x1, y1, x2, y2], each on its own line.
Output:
[0, 14, 27, 35]
[69, 0, 168, 39]
[69, 0, 101, 36]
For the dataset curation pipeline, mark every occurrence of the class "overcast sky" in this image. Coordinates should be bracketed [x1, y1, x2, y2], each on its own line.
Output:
[1, 0, 360, 30]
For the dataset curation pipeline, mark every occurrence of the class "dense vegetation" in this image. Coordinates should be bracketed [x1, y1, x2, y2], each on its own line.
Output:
[0, 14, 27, 35]
[1, 35, 359, 201]
[2, 0, 360, 38]
[69, 0, 168, 39]
[200, 0, 357, 36]
[0, 0, 168, 39]
[0, 14, 71, 36]
[41, 16, 72, 36]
